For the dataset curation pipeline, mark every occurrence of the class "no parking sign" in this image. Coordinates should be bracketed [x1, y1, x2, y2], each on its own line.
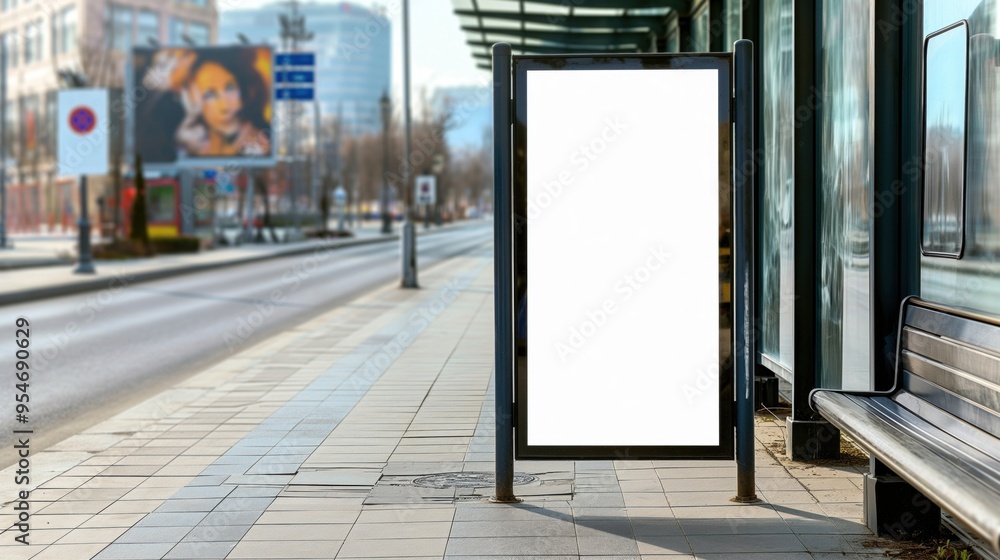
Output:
[57, 89, 109, 176]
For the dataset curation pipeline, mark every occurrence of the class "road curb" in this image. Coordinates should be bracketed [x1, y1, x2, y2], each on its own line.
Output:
[0, 235, 401, 306]
[0, 223, 477, 306]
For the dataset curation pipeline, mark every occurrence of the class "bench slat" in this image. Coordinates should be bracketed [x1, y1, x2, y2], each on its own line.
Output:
[894, 389, 1000, 457]
[902, 327, 1000, 387]
[901, 352, 1000, 413]
[812, 390, 1000, 553]
[906, 305, 1000, 356]
[901, 374, 1000, 439]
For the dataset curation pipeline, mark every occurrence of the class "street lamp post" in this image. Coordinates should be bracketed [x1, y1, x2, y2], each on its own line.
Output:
[380, 90, 392, 234]
[400, 0, 417, 288]
[0, 39, 8, 249]
[279, 0, 312, 238]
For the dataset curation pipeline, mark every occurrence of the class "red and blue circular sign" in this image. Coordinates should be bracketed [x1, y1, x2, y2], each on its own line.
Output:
[68, 106, 97, 135]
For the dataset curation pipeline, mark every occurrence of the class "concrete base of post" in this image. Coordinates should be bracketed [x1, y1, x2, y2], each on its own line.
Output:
[74, 261, 96, 274]
[489, 495, 523, 504]
[786, 417, 841, 460]
[864, 473, 940, 539]
[730, 494, 760, 504]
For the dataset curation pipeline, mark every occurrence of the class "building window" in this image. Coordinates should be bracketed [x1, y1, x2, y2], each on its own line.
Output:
[169, 17, 185, 44]
[23, 20, 43, 64]
[759, 0, 795, 376]
[1, 31, 17, 67]
[59, 6, 77, 54]
[187, 22, 209, 45]
[3, 107, 17, 161]
[45, 90, 56, 156]
[108, 5, 133, 51]
[137, 10, 159, 46]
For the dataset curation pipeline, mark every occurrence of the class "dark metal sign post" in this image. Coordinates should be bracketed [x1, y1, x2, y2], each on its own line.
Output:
[733, 39, 758, 503]
[493, 41, 756, 502]
[492, 42, 518, 503]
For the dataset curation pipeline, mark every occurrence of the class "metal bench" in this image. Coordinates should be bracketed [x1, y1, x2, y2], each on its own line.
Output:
[810, 296, 1000, 554]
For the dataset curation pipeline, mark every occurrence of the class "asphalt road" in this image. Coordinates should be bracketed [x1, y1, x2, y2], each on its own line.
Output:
[0, 222, 493, 469]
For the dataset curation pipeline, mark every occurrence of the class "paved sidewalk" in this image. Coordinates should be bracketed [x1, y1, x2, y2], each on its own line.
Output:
[0, 221, 476, 306]
[0, 246, 887, 559]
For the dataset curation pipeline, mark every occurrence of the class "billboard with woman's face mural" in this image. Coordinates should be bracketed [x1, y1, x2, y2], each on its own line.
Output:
[131, 46, 275, 167]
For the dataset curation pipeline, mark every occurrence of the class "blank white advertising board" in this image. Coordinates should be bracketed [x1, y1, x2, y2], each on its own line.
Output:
[514, 56, 732, 459]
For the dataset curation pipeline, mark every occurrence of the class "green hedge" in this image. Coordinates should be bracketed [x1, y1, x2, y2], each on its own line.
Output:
[150, 236, 201, 254]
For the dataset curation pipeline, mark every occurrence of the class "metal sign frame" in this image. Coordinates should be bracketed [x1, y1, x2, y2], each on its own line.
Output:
[510, 53, 735, 461]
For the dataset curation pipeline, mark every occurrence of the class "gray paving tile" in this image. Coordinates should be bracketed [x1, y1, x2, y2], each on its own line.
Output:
[135, 512, 207, 527]
[693, 554, 813, 560]
[576, 535, 641, 555]
[200, 510, 263, 526]
[115, 525, 192, 544]
[445, 536, 579, 556]
[181, 525, 252, 543]
[687, 534, 807, 554]
[629, 517, 684, 537]
[170, 486, 233, 500]
[163, 541, 238, 559]
[453, 506, 572, 522]
[93, 542, 176, 559]
[575, 519, 635, 539]
[214, 497, 274, 512]
[154, 498, 223, 513]
[449, 520, 576, 537]
[678, 517, 793, 535]
[290, 469, 382, 486]
[572, 493, 627, 508]
[636, 535, 693, 555]
[796, 533, 856, 553]
[227, 486, 283, 498]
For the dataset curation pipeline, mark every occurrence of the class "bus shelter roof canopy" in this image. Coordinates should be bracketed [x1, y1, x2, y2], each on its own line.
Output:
[451, 0, 689, 70]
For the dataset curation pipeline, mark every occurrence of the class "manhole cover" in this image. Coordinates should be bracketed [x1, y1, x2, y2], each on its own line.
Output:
[412, 472, 537, 489]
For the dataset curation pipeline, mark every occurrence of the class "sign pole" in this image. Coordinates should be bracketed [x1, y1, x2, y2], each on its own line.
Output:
[74, 175, 95, 273]
[733, 39, 757, 503]
[0, 39, 7, 249]
[491, 42, 518, 503]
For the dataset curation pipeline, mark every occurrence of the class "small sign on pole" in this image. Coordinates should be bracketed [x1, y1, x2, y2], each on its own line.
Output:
[415, 175, 436, 205]
[57, 89, 109, 177]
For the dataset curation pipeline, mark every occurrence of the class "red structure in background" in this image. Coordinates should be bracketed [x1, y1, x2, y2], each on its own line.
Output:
[103, 177, 182, 239]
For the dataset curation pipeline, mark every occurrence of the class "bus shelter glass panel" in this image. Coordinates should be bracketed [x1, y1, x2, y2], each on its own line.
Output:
[513, 54, 733, 460]
[921, 1, 1000, 312]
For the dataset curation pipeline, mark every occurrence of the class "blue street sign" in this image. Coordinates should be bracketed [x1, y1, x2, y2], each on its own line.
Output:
[275, 52, 315, 66]
[276, 88, 315, 101]
[275, 70, 315, 84]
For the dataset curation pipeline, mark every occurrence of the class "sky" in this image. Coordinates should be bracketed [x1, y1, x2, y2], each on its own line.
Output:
[220, 0, 489, 146]
[220, 0, 486, 96]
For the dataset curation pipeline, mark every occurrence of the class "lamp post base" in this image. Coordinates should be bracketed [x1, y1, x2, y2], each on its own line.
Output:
[401, 220, 417, 288]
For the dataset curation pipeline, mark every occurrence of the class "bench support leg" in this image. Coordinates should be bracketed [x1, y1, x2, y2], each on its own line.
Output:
[864, 460, 941, 539]
[786, 418, 840, 460]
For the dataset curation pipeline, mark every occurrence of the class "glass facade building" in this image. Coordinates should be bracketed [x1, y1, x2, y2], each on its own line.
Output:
[218, 1, 391, 134]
